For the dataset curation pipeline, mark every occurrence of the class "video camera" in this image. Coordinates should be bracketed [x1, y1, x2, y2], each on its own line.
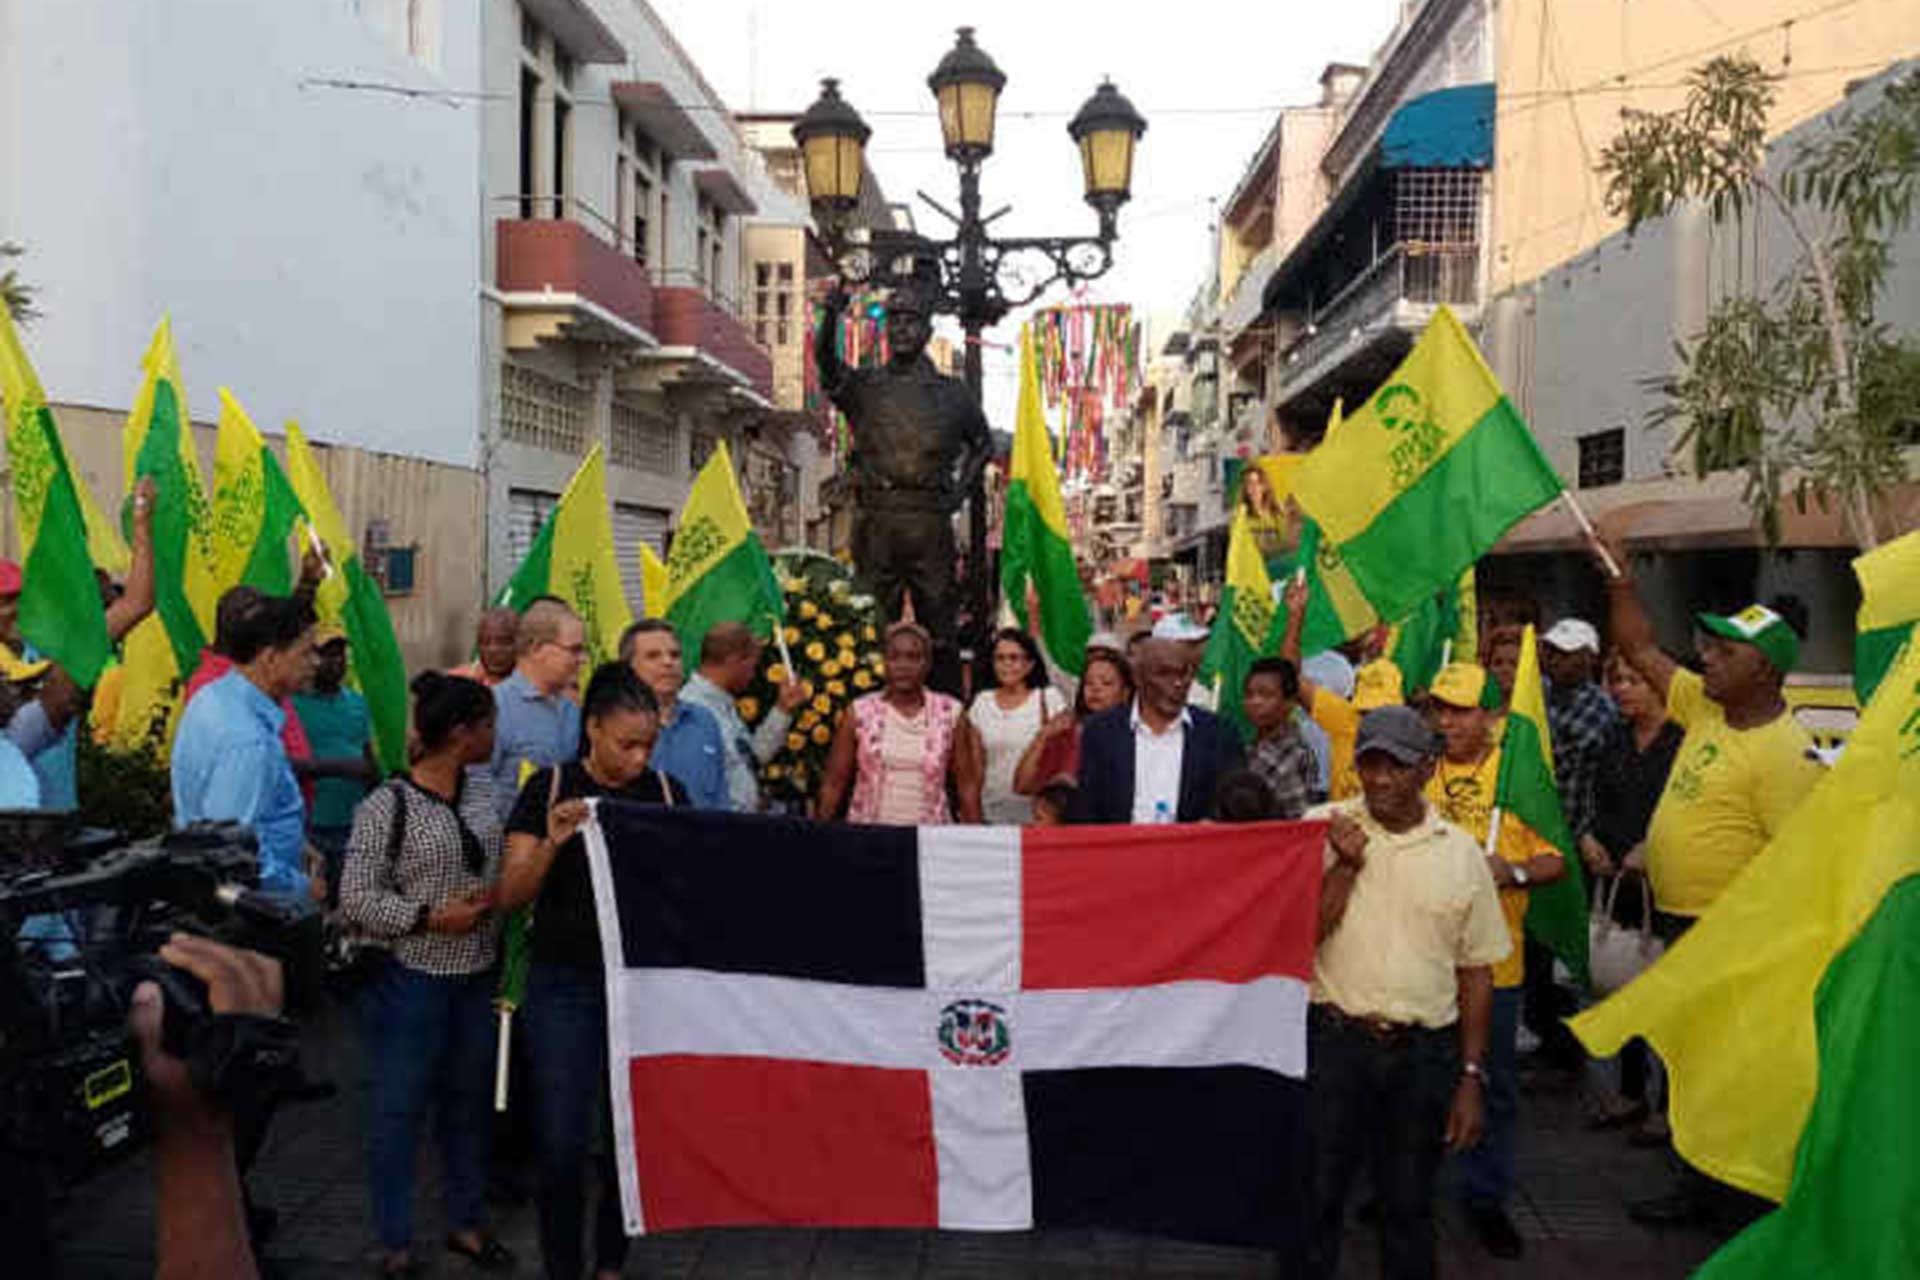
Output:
[0, 814, 323, 1188]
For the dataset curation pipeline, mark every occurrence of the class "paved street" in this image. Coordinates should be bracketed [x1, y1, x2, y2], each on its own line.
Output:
[50, 1002, 1747, 1278]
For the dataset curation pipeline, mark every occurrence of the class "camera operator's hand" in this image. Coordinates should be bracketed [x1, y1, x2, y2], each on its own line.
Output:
[130, 935, 285, 1118]
[427, 890, 494, 936]
[130, 936, 279, 1280]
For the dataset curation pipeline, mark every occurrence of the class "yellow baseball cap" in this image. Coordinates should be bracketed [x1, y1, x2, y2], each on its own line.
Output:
[0, 642, 51, 682]
[1429, 662, 1489, 709]
[1353, 659, 1404, 710]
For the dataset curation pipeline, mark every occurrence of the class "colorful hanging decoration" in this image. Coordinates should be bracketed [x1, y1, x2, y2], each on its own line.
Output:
[1030, 303, 1142, 486]
[802, 282, 892, 474]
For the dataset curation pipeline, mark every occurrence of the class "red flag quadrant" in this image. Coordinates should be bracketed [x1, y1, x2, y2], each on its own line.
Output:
[581, 808, 1325, 1245]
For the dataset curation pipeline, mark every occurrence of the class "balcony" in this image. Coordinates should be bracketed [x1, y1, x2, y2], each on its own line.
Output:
[1220, 242, 1281, 341]
[496, 217, 656, 349]
[647, 287, 774, 404]
[1274, 242, 1480, 418]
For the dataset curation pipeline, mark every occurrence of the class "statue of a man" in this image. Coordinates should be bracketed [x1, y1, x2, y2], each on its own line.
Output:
[817, 282, 992, 686]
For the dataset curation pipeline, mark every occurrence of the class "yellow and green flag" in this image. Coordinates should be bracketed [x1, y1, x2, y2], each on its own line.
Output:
[1199, 507, 1276, 737]
[1495, 624, 1587, 984]
[1279, 403, 1378, 657]
[0, 305, 114, 686]
[1851, 528, 1920, 706]
[209, 389, 303, 596]
[114, 318, 219, 749]
[1571, 629, 1920, 1206]
[498, 444, 633, 666]
[1293, 307, 1562, 623]
[638, 542, 670, 618]
[1001, 323, 1091, 676]
[285, 422, 408, 773]
[650, 440, 783, 673]
[75, 467, 131, 577]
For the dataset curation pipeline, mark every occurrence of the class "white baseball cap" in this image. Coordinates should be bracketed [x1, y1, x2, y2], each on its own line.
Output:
[1542, 618, 1601, 654]
[1151, 612, 1211, 642]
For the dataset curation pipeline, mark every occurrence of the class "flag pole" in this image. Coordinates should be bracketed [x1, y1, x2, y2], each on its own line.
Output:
[770, 611, 794, 676]
[1440, 639, 1453, 669]
[1483, 805, 1503, 857]
[1559, 491, 1621, 579]
[494, 1007, 513, 1111]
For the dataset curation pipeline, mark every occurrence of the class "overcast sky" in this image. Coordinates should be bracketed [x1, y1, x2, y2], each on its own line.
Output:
[648, 0, 1405, 425]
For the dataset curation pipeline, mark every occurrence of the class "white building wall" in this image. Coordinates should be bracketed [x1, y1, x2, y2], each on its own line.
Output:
[0, 0, 485, 468]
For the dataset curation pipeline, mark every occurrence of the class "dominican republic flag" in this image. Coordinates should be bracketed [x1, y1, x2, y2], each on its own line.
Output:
[581, 804, 1326, 1247]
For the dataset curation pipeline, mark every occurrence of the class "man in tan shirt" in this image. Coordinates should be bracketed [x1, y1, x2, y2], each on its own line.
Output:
[1308, 706, 1510, 1280]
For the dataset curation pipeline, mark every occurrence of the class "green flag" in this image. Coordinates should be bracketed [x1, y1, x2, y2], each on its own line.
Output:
[0, 306, 114, 686]
[1852, 530, 1920, 706]
[1001, 323, 1091, 675]
[210, 388, 303, 595]
[1199, 507, 1276, 739]
[498, 445, 633, 664]
[1496, 623, 1588, 984]
[652, 441, 784, 673]
[1694, 875, 1920, 1278]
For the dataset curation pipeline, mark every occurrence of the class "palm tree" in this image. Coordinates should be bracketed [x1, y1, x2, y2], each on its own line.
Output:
[2, 240, 37, 322]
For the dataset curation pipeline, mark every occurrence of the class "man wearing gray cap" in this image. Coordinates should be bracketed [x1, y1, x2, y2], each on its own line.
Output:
[1307, 706, 1510, 1280]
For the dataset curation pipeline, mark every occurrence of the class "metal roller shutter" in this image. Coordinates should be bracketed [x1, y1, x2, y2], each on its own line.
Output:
[612, 501, 670, 615]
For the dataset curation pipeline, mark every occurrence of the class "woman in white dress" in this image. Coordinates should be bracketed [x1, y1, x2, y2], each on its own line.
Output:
[968, 628, 1056, 825]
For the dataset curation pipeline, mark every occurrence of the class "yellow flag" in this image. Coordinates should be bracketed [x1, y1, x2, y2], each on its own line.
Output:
[1571, 635, 1920, 1200]
[639, 543, 670, 618]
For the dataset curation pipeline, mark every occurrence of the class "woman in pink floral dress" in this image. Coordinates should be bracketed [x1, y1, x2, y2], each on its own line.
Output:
[817, 622, 984, 824]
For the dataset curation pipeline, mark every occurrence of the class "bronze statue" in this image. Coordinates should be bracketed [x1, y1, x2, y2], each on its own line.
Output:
[817, 282, 992, 692]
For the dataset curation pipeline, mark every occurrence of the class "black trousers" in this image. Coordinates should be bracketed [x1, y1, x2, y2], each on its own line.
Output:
[1307, 1008, 1458, 1280]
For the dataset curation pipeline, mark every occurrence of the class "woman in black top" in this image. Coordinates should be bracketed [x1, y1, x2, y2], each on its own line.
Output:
[498, 663, 688, 1280]
[1579, 652, 1683, 1133]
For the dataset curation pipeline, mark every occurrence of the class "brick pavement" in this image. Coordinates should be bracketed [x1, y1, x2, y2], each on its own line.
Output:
[48, 1002, 1744, 1278]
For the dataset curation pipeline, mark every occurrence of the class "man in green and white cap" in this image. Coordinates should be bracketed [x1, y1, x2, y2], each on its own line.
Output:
[1592, 534, 1824, 1227]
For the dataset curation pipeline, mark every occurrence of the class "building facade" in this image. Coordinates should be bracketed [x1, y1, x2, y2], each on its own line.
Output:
[1, 0, 807, 667]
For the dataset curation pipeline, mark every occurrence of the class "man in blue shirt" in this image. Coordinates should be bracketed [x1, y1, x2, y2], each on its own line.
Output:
[620, 620, 727, 809]
[486, 599, 585, 819]
[171, 592, 321, 904]
[681, 621, 807, 813]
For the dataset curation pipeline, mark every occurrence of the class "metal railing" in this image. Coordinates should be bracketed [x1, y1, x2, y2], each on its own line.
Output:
[1279, 242, 1480, 387]
[496, 193, 752, 320]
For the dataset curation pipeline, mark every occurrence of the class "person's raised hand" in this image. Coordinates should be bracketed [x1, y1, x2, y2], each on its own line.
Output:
[1283, 571, 1309, 617]
[776, 679, 809, 714]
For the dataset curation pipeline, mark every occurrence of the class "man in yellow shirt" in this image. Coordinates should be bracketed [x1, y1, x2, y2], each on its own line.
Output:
[1423, 662, 1564, 1261]
[1280, 575, 1403, 801]
[1593, 531, 1825, 1226]
[1309, 705, 1509, 1280]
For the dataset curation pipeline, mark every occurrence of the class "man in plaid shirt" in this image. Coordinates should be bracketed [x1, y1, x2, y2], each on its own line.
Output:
[1241, 657, 1323, 819]
[1539, 619, 1622, 840]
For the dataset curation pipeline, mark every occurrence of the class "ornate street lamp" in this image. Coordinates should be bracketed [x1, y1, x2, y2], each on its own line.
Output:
[927, 26, 1006, 161]
[791, 78, 870, 211]
[796, 27, 1145, 686]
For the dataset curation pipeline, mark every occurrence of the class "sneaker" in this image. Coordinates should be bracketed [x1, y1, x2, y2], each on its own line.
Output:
[1467, 1203, 1524, 1259]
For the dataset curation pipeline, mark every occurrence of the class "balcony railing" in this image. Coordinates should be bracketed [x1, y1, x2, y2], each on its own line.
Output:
[497, 216, 655, 335]
[652, 287, 774, 401]
[1220, 242, 1282, 338]
[1278, 242, 1480, 398]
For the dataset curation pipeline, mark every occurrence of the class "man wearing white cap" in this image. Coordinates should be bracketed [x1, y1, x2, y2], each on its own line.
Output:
[1151, 612, 1217, 710]
[1538, 618, 1621, 855]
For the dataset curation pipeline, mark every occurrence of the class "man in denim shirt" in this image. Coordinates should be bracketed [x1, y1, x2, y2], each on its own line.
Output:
[171, 593, 321, 904]
[620, 620, 727, 809]
[680, 622, 807, 812]
[485, 599, 586, 820]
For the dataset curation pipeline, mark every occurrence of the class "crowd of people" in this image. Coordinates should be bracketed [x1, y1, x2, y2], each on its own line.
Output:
[1, 496, 1837, 1280]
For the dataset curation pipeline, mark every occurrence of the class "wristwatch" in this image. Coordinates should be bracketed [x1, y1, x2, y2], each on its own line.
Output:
[1461, 1061, 1487, 1085]
[1510, 864, 1530, 887]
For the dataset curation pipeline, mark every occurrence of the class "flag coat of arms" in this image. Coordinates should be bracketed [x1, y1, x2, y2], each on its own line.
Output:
[581, 806, 1325, 1246]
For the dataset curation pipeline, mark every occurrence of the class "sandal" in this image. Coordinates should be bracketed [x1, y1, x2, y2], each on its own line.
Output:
[374, 1250, 422, 1278]
[447, 1233, 517, 1272]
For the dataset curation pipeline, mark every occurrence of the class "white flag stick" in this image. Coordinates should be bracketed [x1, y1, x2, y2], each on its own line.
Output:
[770, 611, 794, 676]
[1440, 639, 1453, 669]
[1560, 491, 1621, 579]
[493, 1007, 513, 1112]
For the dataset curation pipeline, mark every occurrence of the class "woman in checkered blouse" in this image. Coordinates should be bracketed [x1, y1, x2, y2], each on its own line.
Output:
[340, 672, 514, 1276]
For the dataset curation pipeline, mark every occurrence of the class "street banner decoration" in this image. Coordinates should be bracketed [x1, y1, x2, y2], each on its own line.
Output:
[498, 444, 632, 665]
[650, 440, 784, 673]
[1293, 306, 1562, 623]
[582, 805, 1323, 1245]
[1001, 323, 1092, 677]
[1851, 527, 1920, 706]
[1199, 508, 1277, 736]
[1032, 304, 1140, 486]
[0, 304, 114, 686]
[1494, 625, 1588, 984]
[284, 422, 408, 773]
[113, 318, 220, 748]
[209, 388, 302, 596]
[1571, 624, 1920, 1206]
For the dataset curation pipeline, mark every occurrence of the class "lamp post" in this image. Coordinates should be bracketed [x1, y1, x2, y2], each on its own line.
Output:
[794, 27, 1145, 674]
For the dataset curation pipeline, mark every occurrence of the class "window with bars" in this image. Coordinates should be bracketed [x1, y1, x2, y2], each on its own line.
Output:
[500, 363, 588, 453]
[610, 399, 673, 473]
[1578, 428, 1626, 489]
[1394, 169, 1482, 246]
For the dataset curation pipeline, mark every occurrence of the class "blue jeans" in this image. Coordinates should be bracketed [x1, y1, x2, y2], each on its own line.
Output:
[360, 958, 496, 1250]
[1459, 985, 1523, 1209]
[524, 961, 629, 1280]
